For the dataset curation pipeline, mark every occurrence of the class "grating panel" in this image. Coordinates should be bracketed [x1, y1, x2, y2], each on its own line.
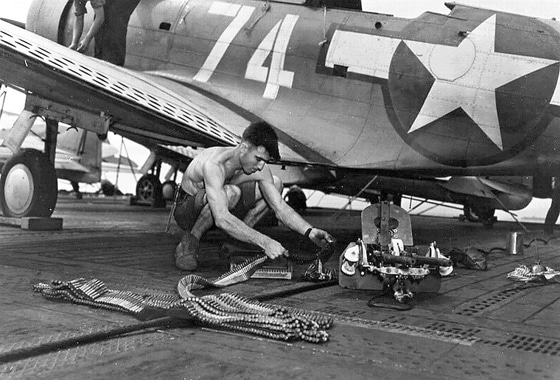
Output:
[315, 305, 368, 318]
[308, 306, 560, 358]
[337, 317, 478, 344]
[0, 331, 173, 378]
[286, 305, 478, 345]
[0, 325, 137, 356]
[424, 321, 481, 340]
[454, 285, 527, 316]
[482, 334, 560, 356]
[413, 320, 560, 358]
[381, 315, 408, 324]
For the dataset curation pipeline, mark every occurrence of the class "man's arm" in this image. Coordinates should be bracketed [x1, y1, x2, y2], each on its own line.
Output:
[203, 162, 287, 259]
[260, 178, 312, 235]
[259, 168, 334, 248]
[69, 14, 84, 50]
[77, 6, 105, 53]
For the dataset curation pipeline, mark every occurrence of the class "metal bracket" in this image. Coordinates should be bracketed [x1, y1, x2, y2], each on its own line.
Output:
[379, 201, 391, 248]
[25, 96, 112, 135]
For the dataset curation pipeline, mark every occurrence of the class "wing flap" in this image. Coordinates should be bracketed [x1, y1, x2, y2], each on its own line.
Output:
[0, 20, 239, 148]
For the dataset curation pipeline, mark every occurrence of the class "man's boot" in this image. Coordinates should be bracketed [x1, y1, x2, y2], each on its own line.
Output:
[175, 231, 199, 270]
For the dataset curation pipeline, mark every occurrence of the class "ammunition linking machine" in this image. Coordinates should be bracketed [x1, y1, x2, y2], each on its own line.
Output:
[339, 202, 453, 304]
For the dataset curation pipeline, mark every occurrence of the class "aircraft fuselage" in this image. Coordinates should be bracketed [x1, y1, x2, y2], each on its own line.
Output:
[23, 0, 560, 176]
[118, 0, 560, 175]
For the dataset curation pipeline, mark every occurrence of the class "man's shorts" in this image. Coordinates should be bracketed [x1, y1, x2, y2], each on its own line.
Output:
[74, 0, 106, 16]
[173, 181, 257, 231]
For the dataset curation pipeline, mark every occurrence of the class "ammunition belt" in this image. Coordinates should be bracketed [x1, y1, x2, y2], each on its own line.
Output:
[33, 244, 335, 343]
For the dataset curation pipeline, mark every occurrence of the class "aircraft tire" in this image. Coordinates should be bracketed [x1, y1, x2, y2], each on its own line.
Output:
[162, 180, 177, 201]
[0, 148, 57, 218]
[135, 174, 165, 208]
[463, 205, 479, 223]
[479, 208, 496, 229]
[463, 205, 495, 228]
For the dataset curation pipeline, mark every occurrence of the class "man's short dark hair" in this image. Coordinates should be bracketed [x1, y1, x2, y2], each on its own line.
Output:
[242, 121, 280, 161]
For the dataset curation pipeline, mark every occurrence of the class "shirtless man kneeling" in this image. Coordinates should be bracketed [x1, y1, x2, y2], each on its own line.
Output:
[173, 121, 334, 270]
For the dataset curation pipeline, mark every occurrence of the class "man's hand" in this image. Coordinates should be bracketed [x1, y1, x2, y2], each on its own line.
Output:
[77, 37, 92, 53]
[263, 239, 289, 260]
[68, 43, 78, 50]
[308, 228, 335, 248]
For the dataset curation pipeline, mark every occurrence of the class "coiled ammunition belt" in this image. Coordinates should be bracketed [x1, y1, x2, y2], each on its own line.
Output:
[33, 245, 335, 343]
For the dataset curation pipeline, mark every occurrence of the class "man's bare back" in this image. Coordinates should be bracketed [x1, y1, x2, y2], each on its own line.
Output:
[181, 146, 266, 196]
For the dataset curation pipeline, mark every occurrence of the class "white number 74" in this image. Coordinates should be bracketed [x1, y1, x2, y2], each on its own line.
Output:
[193, 1, 299, 100]
[245, 15, 299, 99]
[193, 2, 255, 83]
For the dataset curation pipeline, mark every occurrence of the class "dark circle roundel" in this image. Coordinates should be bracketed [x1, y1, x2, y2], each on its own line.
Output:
[385, 13, 560, 167]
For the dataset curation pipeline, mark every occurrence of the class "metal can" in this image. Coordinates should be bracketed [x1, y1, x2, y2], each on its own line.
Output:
[506, 232, 524, 255]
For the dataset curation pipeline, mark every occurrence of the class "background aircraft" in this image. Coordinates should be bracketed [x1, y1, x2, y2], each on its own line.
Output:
[0, 0, 559, 226]
[0, 90, 140, 198]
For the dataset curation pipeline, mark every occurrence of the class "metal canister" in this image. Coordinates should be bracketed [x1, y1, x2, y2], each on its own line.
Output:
[506, 232, 524, 255]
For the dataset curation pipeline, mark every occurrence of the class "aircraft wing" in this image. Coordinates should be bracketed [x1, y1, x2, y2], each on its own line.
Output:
[0, 137, 90, 174]
[0, 19, 239, 149]
[139, 70, 313, 165]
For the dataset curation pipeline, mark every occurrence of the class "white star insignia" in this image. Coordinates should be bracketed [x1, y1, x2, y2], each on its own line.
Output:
[405, 15, 558, 150]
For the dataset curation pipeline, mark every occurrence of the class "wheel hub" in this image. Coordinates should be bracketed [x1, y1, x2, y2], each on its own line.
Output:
[4, 164, 34, 214]
[138, 180, 154, 200]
